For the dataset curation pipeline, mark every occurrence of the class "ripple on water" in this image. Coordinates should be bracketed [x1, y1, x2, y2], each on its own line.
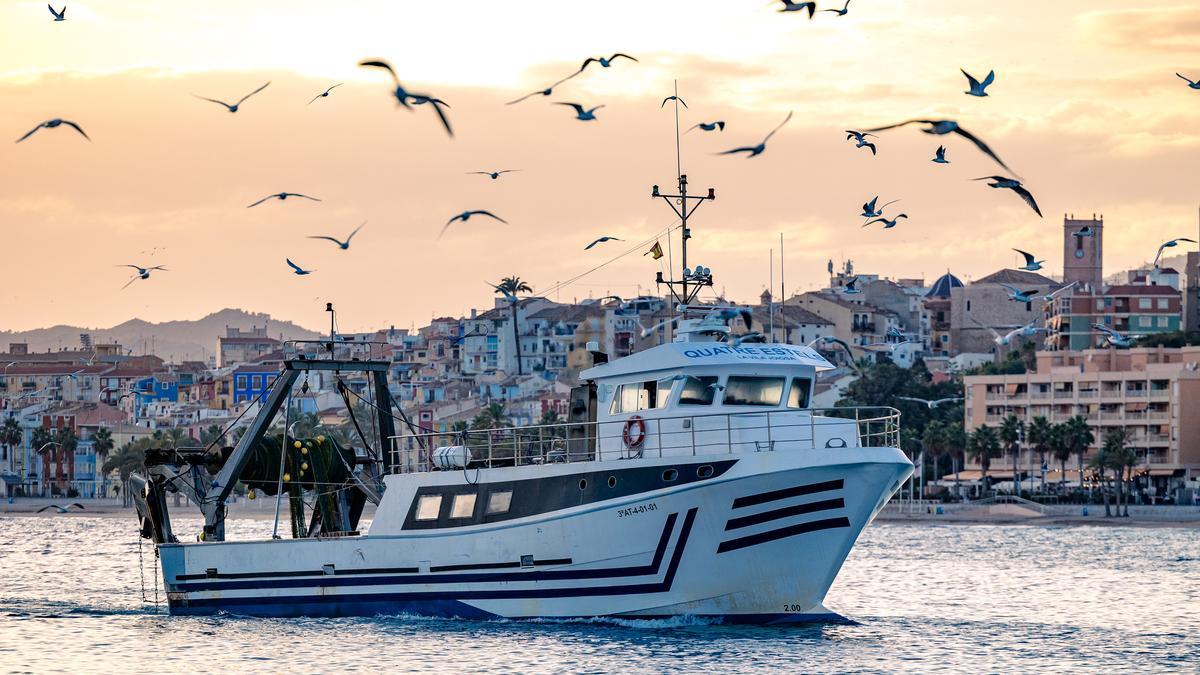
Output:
[0, 516, 1197, 673]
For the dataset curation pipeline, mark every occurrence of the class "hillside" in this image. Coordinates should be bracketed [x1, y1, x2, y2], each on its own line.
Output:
[0, 309, 322, 362]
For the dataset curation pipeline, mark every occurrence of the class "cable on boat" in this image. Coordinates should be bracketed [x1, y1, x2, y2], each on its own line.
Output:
[538, 222, 682, 301]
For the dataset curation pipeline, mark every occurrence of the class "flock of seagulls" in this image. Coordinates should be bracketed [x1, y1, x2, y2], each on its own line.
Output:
[17, 4, 1200, 353]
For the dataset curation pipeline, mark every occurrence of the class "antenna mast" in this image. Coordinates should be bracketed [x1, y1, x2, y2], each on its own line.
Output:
[652, 82, 716, 307]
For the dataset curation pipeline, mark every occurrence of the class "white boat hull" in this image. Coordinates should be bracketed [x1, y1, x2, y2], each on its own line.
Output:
[159, 446, 910, 623]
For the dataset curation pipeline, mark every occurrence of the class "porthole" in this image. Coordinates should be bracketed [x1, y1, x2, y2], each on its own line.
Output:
[607, 476, 617, 488]
[579, 478, 587, 490]
[696, 464, 714, 478]
[662, 469, 678, 482]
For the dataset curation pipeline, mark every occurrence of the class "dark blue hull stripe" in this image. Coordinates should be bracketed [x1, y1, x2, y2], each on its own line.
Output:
[171, 510, 695, 611]
[717, 516, 851, 554]
[174, 513, 678, 593]
[731, 479, 844, 510]
[725, 498, 844, 531]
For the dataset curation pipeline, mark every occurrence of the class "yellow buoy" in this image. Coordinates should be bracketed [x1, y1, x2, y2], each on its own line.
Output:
[301, 462, 309, 471]
[283, 472, 291, 482]
[316, 435, 326, 443]
[247, 489, 256, 500]
[301, 447, 308, 455]
[293, 440, 302, 449]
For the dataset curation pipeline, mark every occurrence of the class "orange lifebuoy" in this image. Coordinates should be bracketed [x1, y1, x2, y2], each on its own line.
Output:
[623, 415, 647, 449]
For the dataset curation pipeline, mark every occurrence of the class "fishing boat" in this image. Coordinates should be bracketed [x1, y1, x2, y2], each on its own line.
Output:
[129, 170, 911, 624]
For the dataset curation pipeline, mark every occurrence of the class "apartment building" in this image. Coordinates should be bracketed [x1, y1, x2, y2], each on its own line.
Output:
[963, 346, 1200, 494]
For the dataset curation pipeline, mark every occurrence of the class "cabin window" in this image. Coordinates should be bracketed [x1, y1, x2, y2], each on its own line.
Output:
[787, 378, 812, 409]
[415, 494, 442, 521]
[678, 376, 719, 406]
[450, 493, 476, 519]
[723, 376, 785, 407]
[486, 490, 513, 515]
[610, 379, 673, 413]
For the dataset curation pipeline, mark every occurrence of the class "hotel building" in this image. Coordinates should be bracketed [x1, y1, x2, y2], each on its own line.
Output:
[963, 346, 1200, 494]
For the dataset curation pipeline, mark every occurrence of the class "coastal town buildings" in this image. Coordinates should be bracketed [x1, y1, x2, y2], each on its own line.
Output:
[962, 346, 1200, 496]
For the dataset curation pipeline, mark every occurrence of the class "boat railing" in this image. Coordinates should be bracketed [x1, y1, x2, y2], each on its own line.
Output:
[386, 406, 899, 474]
[283, 339, 391, 363]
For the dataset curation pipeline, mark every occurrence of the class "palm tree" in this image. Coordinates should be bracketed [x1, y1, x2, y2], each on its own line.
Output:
[1088, 444, 1114, 517]
[1049, 423, 1072, 494]
[999, 414, 1024, 496]
[0, 416, 21, 463]
[1064, 415, 1095, 500]
[968, 425, 1001, 495]
[1102, 428, 1137, 517]
[92, 426, 114, 466]
[102, 439, 150, 507]
[939, 421, 967, 499]
[200, 424, 227, 448]
[1026, 416, 1053, 493]
[493, 276, 532, 375]
[472, 401, 510, 430]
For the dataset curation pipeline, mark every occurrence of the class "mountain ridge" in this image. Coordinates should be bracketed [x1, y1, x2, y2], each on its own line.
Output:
[0, 309, 323, 362]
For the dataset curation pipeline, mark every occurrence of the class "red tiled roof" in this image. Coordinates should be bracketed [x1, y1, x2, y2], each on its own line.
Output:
[0, 364, 112, 376]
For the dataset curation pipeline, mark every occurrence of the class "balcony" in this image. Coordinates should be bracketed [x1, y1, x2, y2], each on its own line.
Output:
[1125, 411, 1147, 420]
[1099, 412, 1123, 421]
[1149, 389, 1170, 400]
[1053, 391, 1074, 399]
[1030, 391, 1051, 400]
[1126, 389, 1147, 397]
[851, 321, 876, 333]
[1077, 390, 1098, 399]
[1149, 411, 1170, 421]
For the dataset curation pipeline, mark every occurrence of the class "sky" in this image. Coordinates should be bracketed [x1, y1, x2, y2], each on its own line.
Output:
[2, 1, 1199, 333]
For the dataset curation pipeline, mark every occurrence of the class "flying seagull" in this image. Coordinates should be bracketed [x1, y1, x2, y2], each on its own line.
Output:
[823, 0, 851, 16]
[1153, 237, 1197, 268]
[440, 210, 507, 239]
[806, 336, 859, 371]
[192, 81, 270, 113]
[585, 236, 623, 250]
[1012, 248, 1045, 271]
[308, 83, 343, 105]
[36, 503, 85, 513]
[118, 264, 167, 289]
[863, 214, 907, 229]
[897, 396, 964, 409]
[247, 192, 321, 208]
[469, 170, 519, 180]
[15, 119, 89, 143]
[864, 119, 1015, 174]
[639, 317, 678, 339]
[1043, 281, 1078, 302]
[811, 336, 859, 372]
[728, 332, 766, 348]
[358, 59, 453, 137]
[843, 276, 862, 294]
[687, 121, 726, 133]
[973, 176, 1042, 217]
[556, 103, 604, 121]
[286, 259, 314, 276]
[661, 95, 688, 109]
[48, 4, 65, 21]
[962, 68, 996, 97]
[308, 222, 366, 250]
[718, 111, 792, 158]
[1093, 323, 1134, 348]
[505, 71, 581, 105]
[1073, 225, 1095, 238]
[861, 196, 899, 219]
[777, 0, 817, 18]
[1176, 73, 1200, 90]
[999, 283, 1039, 303]
[846, 130, 877, 155]
[932, 145, 949, 163]
[579, 54, 638, 72]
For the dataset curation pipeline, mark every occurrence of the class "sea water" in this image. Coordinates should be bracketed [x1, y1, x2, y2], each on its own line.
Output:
[0, 516, 1196, 673]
